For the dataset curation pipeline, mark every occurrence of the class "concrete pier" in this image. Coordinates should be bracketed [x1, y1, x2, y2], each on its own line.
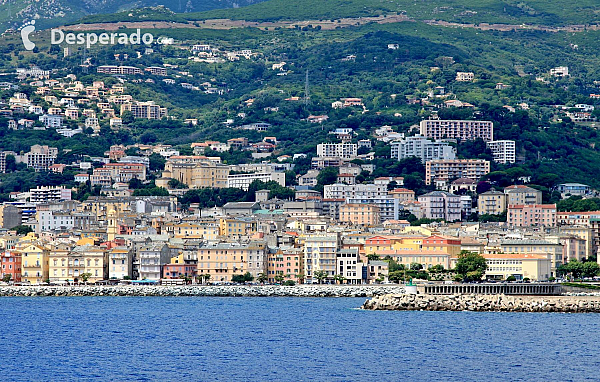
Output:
[420, 283, 561, 296]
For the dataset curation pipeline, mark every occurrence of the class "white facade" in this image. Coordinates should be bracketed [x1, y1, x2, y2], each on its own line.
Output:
[487, 140, 516, 164]
[317, 143, 358, 159]
[226, 172, 286, 191]
[420, 120, 494, 142]
[29, 186, 72, 204]
[390, 135, 456, 163]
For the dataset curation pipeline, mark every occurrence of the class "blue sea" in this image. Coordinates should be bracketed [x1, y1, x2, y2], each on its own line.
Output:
[0, 297, 598, 381]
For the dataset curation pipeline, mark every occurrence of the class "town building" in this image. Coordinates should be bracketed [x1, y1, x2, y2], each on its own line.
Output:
[507, 204, 557, 227]
[478, 190, 507, 215]
[339, 204, 380, 226]
[316, 143, 358, 159]
[418, 191, 462, 222]
[420, 120, 493, 141]
[390, 135, 456, 163]
[425, 159, 490, 186]
[487, 140, 516, 164]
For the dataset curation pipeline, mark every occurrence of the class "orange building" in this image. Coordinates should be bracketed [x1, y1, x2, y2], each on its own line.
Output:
[339, 203, 380, 225]
[0, 251, 21, 282]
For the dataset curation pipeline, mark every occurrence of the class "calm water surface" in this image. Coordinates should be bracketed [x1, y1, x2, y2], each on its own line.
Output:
[0, 297, 598, 381]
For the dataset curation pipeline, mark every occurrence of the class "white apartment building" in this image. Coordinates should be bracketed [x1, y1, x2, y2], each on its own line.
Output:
[317, 143, 358, 159]
[336, 249, 363, 284]
[24, 145, 58, 171]
[456, 72, 475, 81]
[37, 210, 75, 233]
[487, 140, 516, 164]
[29, 186, 71, 204]
[420, 120, 494, 142]
[390, 135, 456, 163]
[324, 183, 399, 222]
[120, 101, 167, 120]
[108, 247, 133, 280]
[226, 172, 286, 191]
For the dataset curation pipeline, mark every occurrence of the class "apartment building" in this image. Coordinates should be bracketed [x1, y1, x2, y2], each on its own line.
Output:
[97, 65, 143, 75]
[418, 191, 462, 222]
[267, 247, 303, 283]
[108, 247, 133, 280]
[507, 204, 557, 227]
[316, 143, 358, 159]
[304, 235, 338, 284]
[197, 243, 251, 283]
[478, 190, 507, 215]
[504, 185, 542, 206]
[24, 145, 58, 171]
[487, 140, 516, 164]
[161, 160, 229, 189]
[420, 120, 493, 141]
[136, 244, 170, 281]
[390, 135, 456, 162]
[336, 249, 363, 284]
[425, 159, 490, 185]
[0, 251, 21, 282]
[121, 101, 167, 120]
[226, 172, 286, 191]
[93, 163, 146, 184]
[500, 239, 563, 275]
[388, 188, 415, 202]
[455, 72, 475, 81]
[19, 244, 49, 284]
[29, 186, 72, 204]
[339, 203, 380, 225]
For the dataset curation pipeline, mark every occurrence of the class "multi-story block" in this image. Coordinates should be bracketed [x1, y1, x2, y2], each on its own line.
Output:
[504, 185, 542, 206]
[417, 191, 462, 222]
[197, 243, 251, 283]
[267, 247, 303, 283]
[24, 145, 58, 171]
[316, 143, 358, 159]
[500, 239, 563, 275]
[478, 190, 507, 215]
[160, 160, 228, 189]
[420, 119, 493, 142]
[390, 135, 456, 163]
[336, 248, 363, 284]
[136, 244, 170, 281]
[108, 247, 133, 280]
[487, 140, 516, 164]
[120, 101, 167, 120]
[507, 204, 557, 227]
[339, 203, 380, 225]
[425, 159, 490, 186]
[303, 235, 338, 284]
[0, 251, 21, 282]
[29, 186, 71, 204]
[226, 172, 285, 191]
[19, 244, 49, 284]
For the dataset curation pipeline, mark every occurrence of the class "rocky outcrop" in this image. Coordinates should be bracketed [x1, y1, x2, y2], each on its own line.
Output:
[362, 293, 600, 313]
[0, 285, 405, 298]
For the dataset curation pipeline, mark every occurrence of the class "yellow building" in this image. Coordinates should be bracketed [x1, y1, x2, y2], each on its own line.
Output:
[48, 244, 70, 282]
[197, 243, 250, 282]
[160, 160, 229, 189]
[483, 253, 552, 281]
[422, 235, 462, 256]
[478, 190, 507, 215]
[376, 249, 450, 270]
[48, 244, 108, 283]
[403, 226, 434, 236]
[219, 218, 255, 237]
[20, 244, 49, 284]
[364, 235, 424, 254]
[173, 222, 219, 240]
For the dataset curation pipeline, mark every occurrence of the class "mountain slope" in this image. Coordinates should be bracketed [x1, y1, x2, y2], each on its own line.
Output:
[0, 0, 268, 30]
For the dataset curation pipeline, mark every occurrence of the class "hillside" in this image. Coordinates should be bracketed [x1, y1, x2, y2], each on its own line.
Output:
[0, 0, 268, 31]
[76, 0, 600, 26]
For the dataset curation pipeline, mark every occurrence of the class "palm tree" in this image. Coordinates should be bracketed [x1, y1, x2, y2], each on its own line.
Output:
[295, 273, 305, 284]
[274, 274, 285, 284]
[314, 270, 328, 284]
[204, 273, 211, 285]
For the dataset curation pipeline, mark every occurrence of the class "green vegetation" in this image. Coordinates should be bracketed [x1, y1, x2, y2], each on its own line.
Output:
[561, 282, 600, 290]
[557, 260, 600, 279]
[455, 251, 488, 282]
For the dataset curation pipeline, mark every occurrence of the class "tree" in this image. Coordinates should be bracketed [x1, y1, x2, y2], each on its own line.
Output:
[455, 251, 488, 282]
[274, 274, 285, 284]
[314, 270, 328, 284]
[257, 272, 268, 284]
[80, 272, 92, 284]
[2, 274, 11, 283]
[367, 254, 380, 261]
[316, 167, 338, 186]
[12, 225, 33, 235]
[333, 274, 346, 284]
[148, 153, 166, 172]
[295, 273, 305, 284]
[204, 273, 211, 284]
[506, 275, 517, 282]
[410, 262, 423, 270]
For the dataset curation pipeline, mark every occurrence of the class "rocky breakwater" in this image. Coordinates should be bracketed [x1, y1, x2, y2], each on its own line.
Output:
[362, 293, 600, 313]
[0, 285, 405, 298]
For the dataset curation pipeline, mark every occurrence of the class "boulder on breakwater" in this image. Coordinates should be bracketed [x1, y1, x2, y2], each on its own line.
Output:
[0, 285, 405, 298]
[362, 293, 600, 313]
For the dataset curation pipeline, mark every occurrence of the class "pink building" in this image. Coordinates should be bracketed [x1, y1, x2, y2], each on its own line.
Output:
[162, 263, 196, 280]
[0, 251, 21, 282]
[507, 204, 557, 227]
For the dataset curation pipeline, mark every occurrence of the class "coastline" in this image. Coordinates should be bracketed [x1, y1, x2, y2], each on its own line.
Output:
[362, 293, 600, 313]
[0, 285, 406, 297]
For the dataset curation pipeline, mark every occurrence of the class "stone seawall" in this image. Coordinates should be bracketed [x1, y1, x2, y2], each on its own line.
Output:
[362, 293, 600, 313]
[0, 285, 405, 298]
